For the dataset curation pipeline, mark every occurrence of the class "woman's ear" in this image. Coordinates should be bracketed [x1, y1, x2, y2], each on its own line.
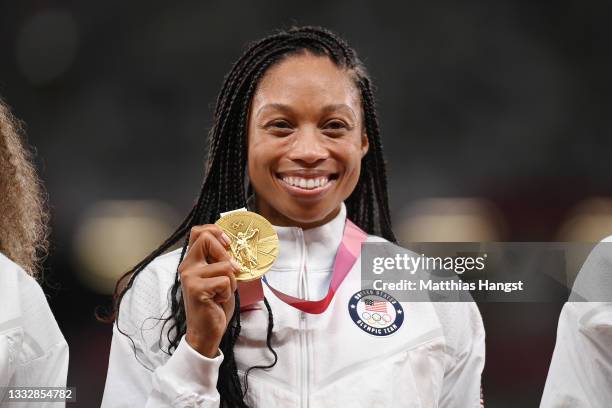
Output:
[361, 131, 370, 158]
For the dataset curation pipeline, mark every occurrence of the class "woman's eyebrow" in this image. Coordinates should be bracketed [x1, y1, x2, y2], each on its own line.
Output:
[255, 103, 293, 118]
[256, 103, 356, 119]
[321, 104, 357, 119]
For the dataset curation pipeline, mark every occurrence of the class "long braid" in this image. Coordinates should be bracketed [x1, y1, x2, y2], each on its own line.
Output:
[358, 78, 396, 241]
[111, 26, 396, 407]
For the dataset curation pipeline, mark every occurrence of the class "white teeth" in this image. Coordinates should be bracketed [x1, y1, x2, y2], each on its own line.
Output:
[281, 176, 330, 189]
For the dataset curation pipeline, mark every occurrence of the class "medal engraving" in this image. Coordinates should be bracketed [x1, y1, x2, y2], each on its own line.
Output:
[215, 211, 279, 281]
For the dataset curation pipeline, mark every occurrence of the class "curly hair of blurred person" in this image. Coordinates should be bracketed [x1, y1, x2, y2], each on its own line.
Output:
[0, 97, 49, 276]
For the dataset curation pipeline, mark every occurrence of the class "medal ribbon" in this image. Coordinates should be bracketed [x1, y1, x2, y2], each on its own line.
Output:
[238, 219, 367, 314]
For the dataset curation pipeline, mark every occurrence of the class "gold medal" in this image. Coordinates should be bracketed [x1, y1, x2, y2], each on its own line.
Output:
[215, 211, 279, 281]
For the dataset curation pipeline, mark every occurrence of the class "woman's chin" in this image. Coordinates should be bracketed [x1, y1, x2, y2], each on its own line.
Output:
[254, 181, 342, 228]
[275, 203, 340, 229]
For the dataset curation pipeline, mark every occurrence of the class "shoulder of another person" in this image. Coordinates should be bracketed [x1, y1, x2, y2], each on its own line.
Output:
[0, 252, 45, 310]
[0, 252, 66, 362]
[0, 252, 26, 326]
[0, 251, 25, 281]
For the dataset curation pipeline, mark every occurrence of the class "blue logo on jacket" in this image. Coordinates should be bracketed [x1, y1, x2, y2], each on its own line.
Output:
[348, 289, 404, 336]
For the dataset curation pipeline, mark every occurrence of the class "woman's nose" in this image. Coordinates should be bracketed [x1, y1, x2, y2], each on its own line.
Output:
[287, 126, 329, 164]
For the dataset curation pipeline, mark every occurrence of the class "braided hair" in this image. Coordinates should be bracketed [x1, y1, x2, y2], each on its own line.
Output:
[112, 26, 396, 407]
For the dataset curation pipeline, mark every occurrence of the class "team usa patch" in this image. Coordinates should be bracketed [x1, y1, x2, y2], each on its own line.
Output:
[348, 289, 404, 336]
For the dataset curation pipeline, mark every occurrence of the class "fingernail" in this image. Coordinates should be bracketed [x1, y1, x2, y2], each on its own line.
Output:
[230, 259, 241, 271]
[221, 233, 231, 246]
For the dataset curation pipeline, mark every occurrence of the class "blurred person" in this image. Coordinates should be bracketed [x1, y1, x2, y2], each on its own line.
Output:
[0, 98, 69, 405]
[540, 238, 612, 407]
[102, 26, 485, 407]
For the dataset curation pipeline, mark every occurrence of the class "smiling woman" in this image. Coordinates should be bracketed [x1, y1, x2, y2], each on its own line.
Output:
[101, 26, 485, 408]
[248, 53, 368, 228]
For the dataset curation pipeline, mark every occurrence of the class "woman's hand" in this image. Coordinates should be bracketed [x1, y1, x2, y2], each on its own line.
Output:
[178, 224, 241, 358]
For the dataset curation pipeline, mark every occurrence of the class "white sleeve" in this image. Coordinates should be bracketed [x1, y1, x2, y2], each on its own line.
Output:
[0, 258, 69, 408]
[541, 239, 612, 407]
[101, 259, 224, 407]
[6, 341, 69, 408]
[540, 302, 612, 407]
[102, 327, 224, 407]
[437, 302, 486, 408]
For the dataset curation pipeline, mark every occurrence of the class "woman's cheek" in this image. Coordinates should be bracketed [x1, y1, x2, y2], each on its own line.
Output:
[334, 135, 364, 152]
[335, 140, 363, 169]
[345, 149, 364, 183]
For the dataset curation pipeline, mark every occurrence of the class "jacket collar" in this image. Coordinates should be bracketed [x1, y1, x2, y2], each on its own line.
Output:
[271, 202, 347, 272]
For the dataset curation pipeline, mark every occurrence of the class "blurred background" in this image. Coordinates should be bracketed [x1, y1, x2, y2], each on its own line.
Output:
[2, 1, 612, 406]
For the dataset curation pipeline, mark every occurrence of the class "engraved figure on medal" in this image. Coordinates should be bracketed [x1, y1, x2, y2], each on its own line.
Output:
[230, 228, 259, 274]
[215, 211, 279, 281]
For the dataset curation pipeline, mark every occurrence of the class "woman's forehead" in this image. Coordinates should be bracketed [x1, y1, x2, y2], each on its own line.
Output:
[252, 53, 361, 111]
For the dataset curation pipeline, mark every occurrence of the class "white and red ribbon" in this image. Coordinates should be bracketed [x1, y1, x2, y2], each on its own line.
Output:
[238, 219, 367, 314]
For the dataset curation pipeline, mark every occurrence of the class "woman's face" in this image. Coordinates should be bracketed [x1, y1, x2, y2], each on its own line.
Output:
[247, 52, 369, 229]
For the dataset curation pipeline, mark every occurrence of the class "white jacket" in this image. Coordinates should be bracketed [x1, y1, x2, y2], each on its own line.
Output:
[540, 238, 612, 407]
[102, 203, 485, 407]
[0, 252, 69, 407]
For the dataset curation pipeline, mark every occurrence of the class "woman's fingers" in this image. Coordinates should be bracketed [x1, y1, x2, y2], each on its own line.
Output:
[193, 275, 235, 304]
[188, 224, 232, 249]
[180, 260, 240, 294]
[179, 225, 240, 357]
[180, 226, 234, 272]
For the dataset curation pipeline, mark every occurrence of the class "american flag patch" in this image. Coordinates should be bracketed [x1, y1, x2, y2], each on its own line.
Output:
[363, 298, 387, 313]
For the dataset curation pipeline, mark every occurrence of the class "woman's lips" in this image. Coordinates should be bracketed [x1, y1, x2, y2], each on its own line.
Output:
[276, 174, 337, 198]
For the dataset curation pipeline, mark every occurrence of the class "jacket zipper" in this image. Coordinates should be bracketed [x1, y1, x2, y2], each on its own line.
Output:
[296, 229, 309, 408]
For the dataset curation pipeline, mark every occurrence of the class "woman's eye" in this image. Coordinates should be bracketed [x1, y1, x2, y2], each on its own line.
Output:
[269, 120, 292, 129]
[264, 120, 294, 136]
[324, 120, 348, 131]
